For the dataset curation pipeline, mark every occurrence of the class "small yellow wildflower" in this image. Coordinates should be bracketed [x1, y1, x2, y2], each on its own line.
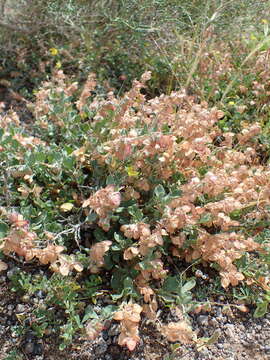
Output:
[250, 35, 257, 41]
[49, 48, 58, 56]
[126, 166, 139, 177]
[55, 61, 62, 69]
[228, 101, 235, 106]
[80, 112, 88, 120]
[262, 19, 268, 24]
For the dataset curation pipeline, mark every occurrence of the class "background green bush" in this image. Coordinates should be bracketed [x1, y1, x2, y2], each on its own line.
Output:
[1, 0, 269, 97]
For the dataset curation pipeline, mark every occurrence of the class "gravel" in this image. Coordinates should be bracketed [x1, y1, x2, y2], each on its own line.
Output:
[0, 264, 269, 360]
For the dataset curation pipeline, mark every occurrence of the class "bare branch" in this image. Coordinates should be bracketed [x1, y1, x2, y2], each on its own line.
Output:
[0, 20, 33, 33]
[0, 0, 8, 15]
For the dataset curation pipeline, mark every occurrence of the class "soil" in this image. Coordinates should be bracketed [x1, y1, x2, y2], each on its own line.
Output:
[0, 265, 269, 360]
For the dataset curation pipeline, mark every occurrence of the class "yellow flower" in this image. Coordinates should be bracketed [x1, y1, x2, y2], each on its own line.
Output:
[55, 61, 62, 69]
[250, 35, 257, 41]
[126, 166, 139, 177]
[80, 112, 88, 120]
[49, 48, 58, 56]
[262, 19, 268, 24]
[228, 101, 235, 106]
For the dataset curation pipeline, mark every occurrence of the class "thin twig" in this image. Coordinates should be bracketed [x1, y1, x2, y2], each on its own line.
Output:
[0, 20, 34, 34]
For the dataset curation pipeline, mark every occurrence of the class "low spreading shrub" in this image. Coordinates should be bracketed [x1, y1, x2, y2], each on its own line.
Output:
[0, 67, 269, 350]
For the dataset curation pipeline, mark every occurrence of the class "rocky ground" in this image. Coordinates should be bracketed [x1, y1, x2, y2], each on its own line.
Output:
[0, 264, 269, 360]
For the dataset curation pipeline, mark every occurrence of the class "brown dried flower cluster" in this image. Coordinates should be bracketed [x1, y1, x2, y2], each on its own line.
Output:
[113, 303, 142, 351]
[33, 70, 78, 127]
[76, 73, 96, 114]
[89, 240, 112, 273]
[83, 185, 121, 231]
[161, 321, 194, 343]
[73, 72, 269, 292]
[1, 212, 83, 276]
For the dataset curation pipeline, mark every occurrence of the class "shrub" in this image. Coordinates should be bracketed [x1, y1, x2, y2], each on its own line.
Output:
[1, 0, 269, 97]
[0, 68, 269, 350]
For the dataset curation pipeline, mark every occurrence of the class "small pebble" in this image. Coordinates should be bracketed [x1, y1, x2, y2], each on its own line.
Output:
[35, 290, 45, 299]
[209, 318, 218, 327]
[197, 315, 209, 326]
[95, 343, 108, 355]
[104, 355, 112, 360]
[102, 330, 109, 341]
[24, 342, 34, 354]
[33, 343, 43, 356]
[225, 324, 235, 339]
[21, 295, 30, 303]
[199, 348, 209, 356]
[16, 304, 26, 313]
[108, 345, 121, 357]
[108, 324, 120, 337]
[25, 331, 35, 342]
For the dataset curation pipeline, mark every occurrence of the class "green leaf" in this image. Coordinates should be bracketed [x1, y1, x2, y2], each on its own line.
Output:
[111, 244, 122, 251]
[111, 269, 137, 300]
[154, 184, 166, 198]
[137, 260, 153, 271]
[254, 301, 268, 318]
[230, 209, 242, 220]
[111, 289, 125, 301]
[159, 276, 195, 305]
[114, 233, 122, 243]
[111, 268, 125, 291]
[171, 343, 181, 351]
[0, 222, 9, 239]
[172, 171, 187, 183]
[63, 156, 75, 170]
[100, 305, 118, 318]
[199, 213, 212, 224]
[106, 173, 124, 186]
[86, 212, 97, 223]
[74, 314, 82, 328]
[181, 279, 196, 293]
[128, 204, 144, 222]
[82, 305, 99, 323]
[94, 228, 106, 242]
[59, 343, 67, 351]
[106, 175, 114, 185]
[34, 152, 47, 162]
[162, 276, 180, 293]
[168, 189, 182, 198]
[123, 277, 134, 291]
[158, 292, 175, 303]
